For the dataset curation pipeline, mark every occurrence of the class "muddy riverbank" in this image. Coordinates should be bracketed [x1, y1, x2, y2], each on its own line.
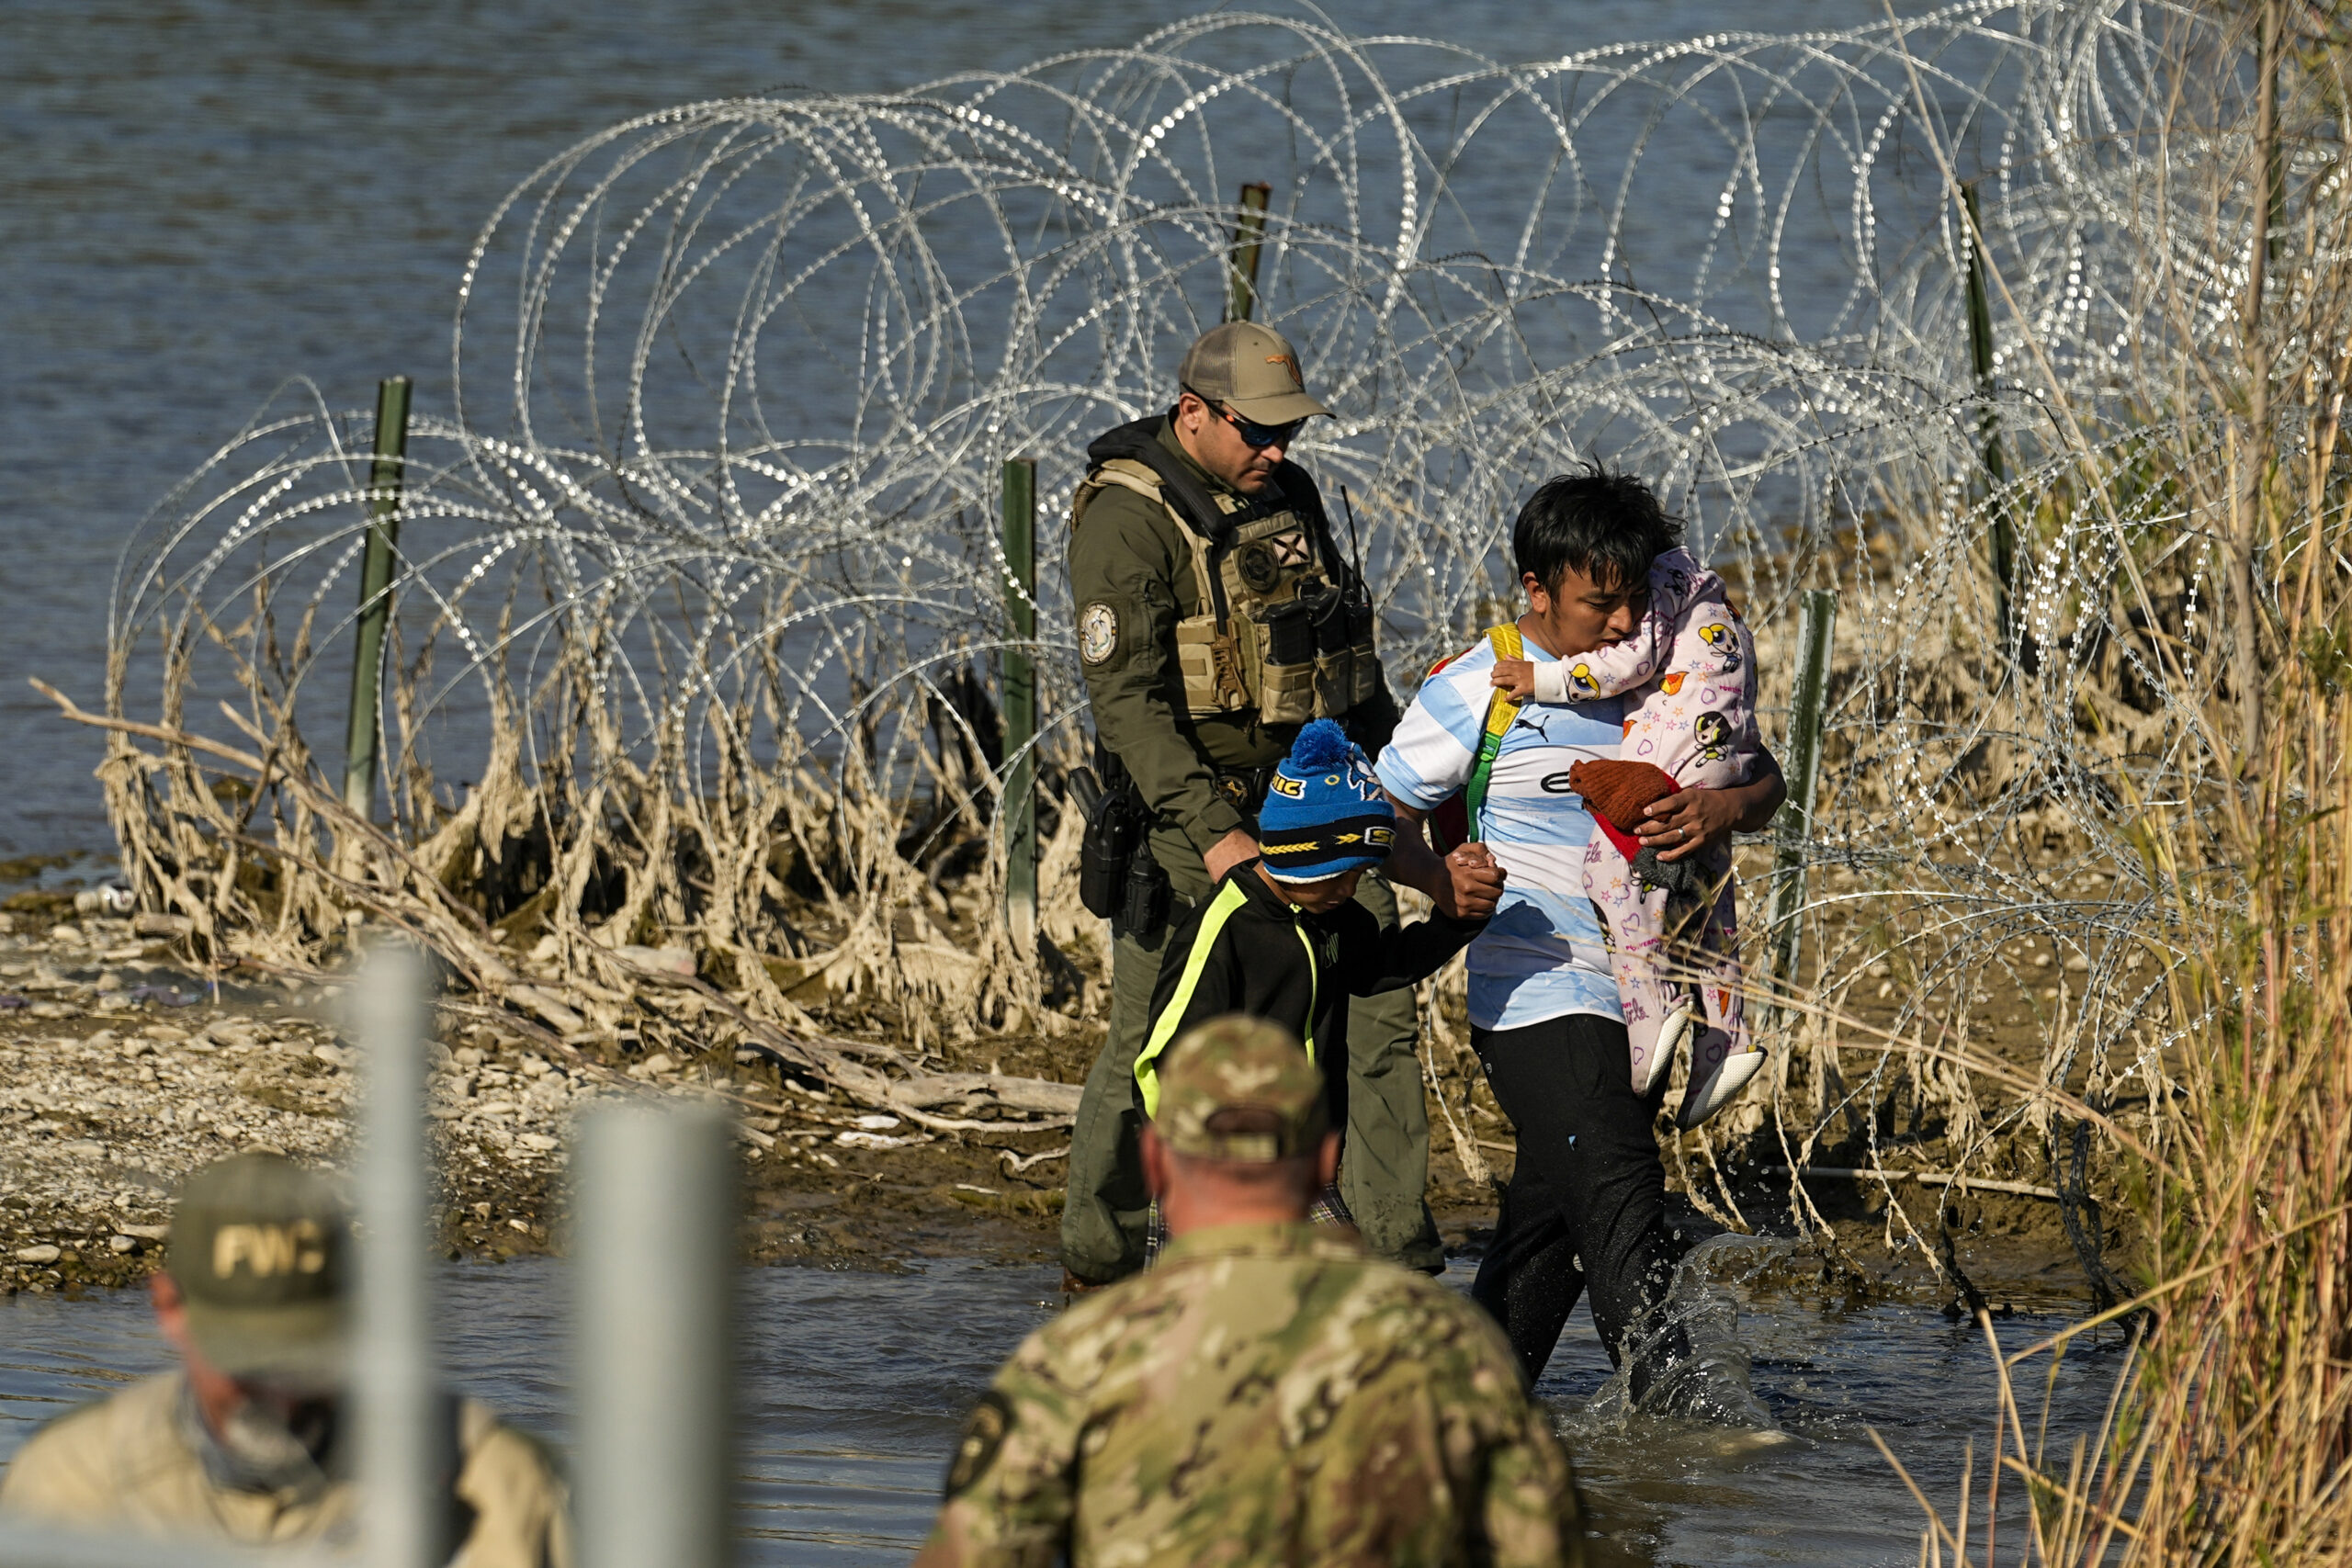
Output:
[0, 895, 2100, 1312]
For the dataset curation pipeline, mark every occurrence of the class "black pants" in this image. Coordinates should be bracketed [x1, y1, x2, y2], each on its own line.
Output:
[1469, 1012, 1693, 1401]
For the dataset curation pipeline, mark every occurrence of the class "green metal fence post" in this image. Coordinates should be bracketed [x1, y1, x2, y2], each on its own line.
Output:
[1001, 457, 1038, 949]
[1225, 183, 1272, 323]
[343, 377, 413, 818]
[1962, 182, 2014, 650]
[1767, 589, 1838, 1029]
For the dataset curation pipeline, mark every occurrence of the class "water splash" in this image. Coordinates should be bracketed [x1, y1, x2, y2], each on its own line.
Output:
[1571, 1235, 1792, 1435]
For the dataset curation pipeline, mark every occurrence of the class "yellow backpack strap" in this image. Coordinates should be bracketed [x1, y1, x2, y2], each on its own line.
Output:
[1133, 881, 1317, 1117]
[1464, 623, 1524, 839]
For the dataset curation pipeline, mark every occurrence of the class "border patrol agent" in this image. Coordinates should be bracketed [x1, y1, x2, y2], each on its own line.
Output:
[1062, 321, 1502, 1286]
[0, 1154, 572, 1567]
[919, 1017, 1588, 1568]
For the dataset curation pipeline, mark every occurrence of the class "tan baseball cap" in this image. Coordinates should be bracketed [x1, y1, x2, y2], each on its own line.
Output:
[1177, 321, 1330, 424]
[165, 1153, 351, 1384]
[1154, 1015, 1328, 1162]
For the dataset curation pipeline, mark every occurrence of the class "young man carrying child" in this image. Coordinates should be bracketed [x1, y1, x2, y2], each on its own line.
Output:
[1487, 527, 1767, 1124]
[1131, 720, 1497, 1247]
[1376, 466, 1786, 1402]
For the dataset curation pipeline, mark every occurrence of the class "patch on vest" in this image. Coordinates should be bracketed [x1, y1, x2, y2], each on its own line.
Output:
[944, 1391, 1013, 1497]
[1079, 602, 1119, 665]
[1236, 542, 1281, 592]
[1270, 529, 1314, 569]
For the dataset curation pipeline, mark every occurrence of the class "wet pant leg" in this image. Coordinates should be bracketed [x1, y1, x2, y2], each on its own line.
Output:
[1470, 1156, 1588, 1388]
[1470, 1013, 1691, 1399]
[1337, 870, 1445, 1272]
[1057, 831, 1208, 1284]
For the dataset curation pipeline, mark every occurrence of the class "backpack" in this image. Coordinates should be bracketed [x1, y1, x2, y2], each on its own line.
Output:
[1427, 622, 1523, 851]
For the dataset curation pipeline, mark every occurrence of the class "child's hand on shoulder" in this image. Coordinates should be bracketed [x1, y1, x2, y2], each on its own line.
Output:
[1489, 658, 1535, 702]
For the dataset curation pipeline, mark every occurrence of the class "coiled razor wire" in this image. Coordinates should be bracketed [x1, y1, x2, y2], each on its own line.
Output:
[94, 1, 2315, 1229]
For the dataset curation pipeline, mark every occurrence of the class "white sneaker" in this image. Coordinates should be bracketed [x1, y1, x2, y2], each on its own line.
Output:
[1679, 1049, 1765, 1129]
[1636, 1000, 1694, 1097]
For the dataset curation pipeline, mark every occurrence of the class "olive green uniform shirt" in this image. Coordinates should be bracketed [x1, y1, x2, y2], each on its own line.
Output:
[1069, 420, 1399, 859]
[921, 1222, 1586, 1568]
[0, 1373, 572, 1568]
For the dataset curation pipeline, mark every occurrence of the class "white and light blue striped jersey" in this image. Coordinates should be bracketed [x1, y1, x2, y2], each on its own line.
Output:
[1375, 636, 1623, 1032]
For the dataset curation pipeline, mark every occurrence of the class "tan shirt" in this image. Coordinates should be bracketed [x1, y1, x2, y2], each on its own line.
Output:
[0, 1374, 572, 1567]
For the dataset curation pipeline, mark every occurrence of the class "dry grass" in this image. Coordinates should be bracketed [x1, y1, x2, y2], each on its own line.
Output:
[40, 12, 2348, 1451]
[1862, 3, 2352, 1558]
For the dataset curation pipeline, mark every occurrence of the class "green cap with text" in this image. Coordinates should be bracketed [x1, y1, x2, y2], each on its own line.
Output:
[166, 1153, 351, 1384]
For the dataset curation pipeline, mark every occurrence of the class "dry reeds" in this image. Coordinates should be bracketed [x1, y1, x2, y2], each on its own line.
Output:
[50, 2, 2330, 1290]
[1871, 1, 2352, 1557]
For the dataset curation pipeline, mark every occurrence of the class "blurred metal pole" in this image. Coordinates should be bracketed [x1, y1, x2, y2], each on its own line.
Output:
[343, 377, 413, 818]
[1767, 590, 1838, 1032]
[577, 1102, 736, 1568]
[1000, 457, 1038, 953]
[1225, 182, 1272, 322]
[354, 942, 444, 1568]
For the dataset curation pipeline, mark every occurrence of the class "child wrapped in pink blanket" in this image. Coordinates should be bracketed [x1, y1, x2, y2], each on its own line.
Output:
[1489, 546, 1765, 1127]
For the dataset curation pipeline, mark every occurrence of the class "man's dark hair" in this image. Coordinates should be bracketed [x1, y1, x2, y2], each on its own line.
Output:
[1510, 464, 1683, 595]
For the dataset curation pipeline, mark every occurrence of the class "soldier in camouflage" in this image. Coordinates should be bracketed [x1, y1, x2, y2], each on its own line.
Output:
[919, 1016, 1587, 1568]
[1062, 321, 1506, 1284]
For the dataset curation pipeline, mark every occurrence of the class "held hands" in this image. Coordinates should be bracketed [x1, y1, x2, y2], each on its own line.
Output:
[1634, 789, 1742, 863]
[1487, 658, 1536, 703]
[1203, 828, 1261, 883]
[1435, 840, 1507, 920]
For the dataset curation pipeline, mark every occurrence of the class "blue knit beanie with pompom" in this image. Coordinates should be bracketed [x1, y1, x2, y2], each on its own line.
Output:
[1255, 719, 1397, 883]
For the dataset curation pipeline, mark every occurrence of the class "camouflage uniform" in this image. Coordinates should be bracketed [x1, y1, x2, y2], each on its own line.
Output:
[927, 1019, 1585, 1568]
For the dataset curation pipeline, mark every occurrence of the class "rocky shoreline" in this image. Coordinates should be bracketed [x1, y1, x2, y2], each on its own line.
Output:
[2, 906, 2098, 1312]
[0, 905, 1074, 1295]
[0, 908, 575, 1293]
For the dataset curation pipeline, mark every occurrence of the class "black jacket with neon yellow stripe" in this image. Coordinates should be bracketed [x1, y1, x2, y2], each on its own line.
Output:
[1139, 862, 1485, 1128]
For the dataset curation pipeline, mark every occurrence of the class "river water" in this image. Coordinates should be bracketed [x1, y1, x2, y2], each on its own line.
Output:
[0, 0, 1971, 860]
[0, 1252, 2116, 1564]
[3, 3, 2116, 1561]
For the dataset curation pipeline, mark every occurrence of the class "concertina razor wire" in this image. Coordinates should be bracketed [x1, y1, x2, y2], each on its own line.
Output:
[85, 0, 2312, 1230]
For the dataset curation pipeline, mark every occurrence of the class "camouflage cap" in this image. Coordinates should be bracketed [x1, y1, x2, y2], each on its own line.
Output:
[1154, 1015, 1328, 1162]
[1177, 321, 1330, 424]
[165, 1153, 351, 1385]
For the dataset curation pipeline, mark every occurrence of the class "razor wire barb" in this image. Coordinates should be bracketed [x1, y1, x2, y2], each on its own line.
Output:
[81, 1, 2330, 1256]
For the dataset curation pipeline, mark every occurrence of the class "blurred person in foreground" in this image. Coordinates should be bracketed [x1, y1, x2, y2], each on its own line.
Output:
[917, 1017, 1587, 1568]
[0, 1152, 571, 1566]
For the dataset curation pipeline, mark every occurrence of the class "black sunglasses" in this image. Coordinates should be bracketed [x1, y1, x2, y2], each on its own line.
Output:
[1183, 387, 1307, 450]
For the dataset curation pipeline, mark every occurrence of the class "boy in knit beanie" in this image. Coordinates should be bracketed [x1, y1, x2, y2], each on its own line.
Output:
[1127, 721, 1497, 1252]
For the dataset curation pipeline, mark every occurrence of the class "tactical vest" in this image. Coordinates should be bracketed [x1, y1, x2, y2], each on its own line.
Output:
[1071, 425, 1381, 727]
